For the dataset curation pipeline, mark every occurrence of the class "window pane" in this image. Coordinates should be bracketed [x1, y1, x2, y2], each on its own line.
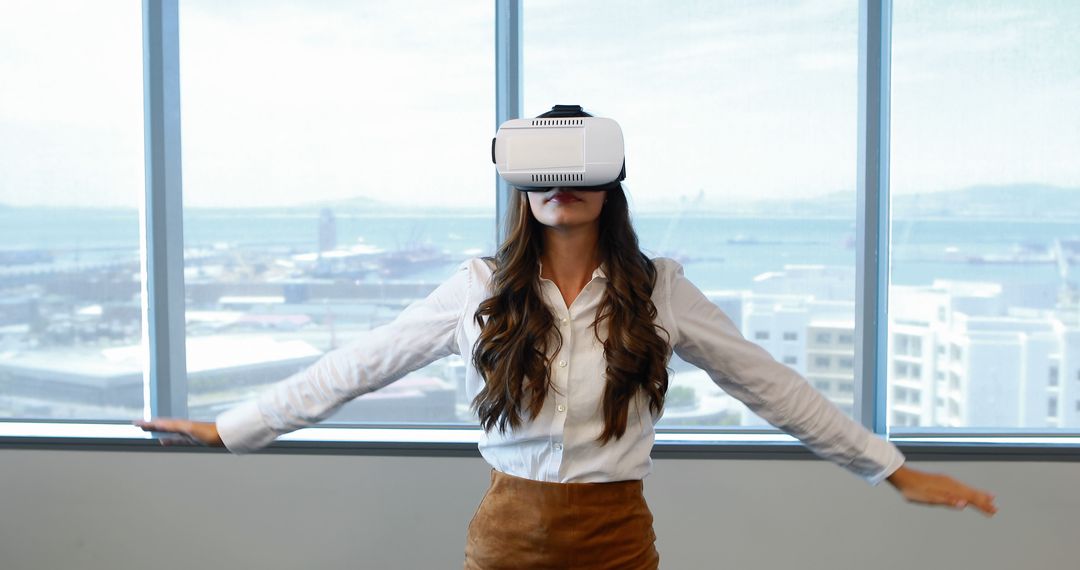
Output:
[525, 0, 859, 428]
[179, 1, 495, 424]
[890, 0, 1080, 430]
[0, 2, 146, 420]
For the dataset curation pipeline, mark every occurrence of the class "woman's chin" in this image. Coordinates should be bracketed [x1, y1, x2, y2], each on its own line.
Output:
[542, 217, 594, 230]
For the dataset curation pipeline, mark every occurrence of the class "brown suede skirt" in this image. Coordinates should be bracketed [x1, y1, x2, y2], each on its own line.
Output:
[463, 468, 660, 569]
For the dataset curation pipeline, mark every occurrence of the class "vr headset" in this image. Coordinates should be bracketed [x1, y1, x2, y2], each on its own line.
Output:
[491, 104, 626, 192]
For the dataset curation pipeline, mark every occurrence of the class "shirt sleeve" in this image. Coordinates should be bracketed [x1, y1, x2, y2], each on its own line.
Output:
[214, 258, 472, 455]
[663, 259, 905, 486]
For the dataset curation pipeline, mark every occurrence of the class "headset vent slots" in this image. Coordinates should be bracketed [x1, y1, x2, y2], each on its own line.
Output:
[531, 173, 584, 182]
[529, 119, 584, 126]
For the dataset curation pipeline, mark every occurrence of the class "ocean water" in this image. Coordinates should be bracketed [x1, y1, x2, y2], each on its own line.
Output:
[0, 208, 1077, 292]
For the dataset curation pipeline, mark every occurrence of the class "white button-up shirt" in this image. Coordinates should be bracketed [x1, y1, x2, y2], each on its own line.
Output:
[216, 257, 906, 486]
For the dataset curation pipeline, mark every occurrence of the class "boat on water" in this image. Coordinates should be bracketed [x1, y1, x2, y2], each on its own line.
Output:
[376, 243, 455, 279]
[953, 239, 1078, 265]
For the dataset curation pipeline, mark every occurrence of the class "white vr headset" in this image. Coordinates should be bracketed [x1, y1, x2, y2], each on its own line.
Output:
[491, 105, 626, 191]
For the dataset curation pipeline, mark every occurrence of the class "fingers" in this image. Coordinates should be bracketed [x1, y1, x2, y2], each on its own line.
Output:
[944, 497, 991, 516]
[133, 418, 199, 446]
[912, 483, 997, 517]
[949, 484, 997, 517]
[133, 418, 183, 433]
[966, 489, 998, 517]
[133, 418, 222, 448]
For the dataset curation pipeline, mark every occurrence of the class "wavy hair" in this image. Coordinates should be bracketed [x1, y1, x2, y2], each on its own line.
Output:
[469, 184, 672, 444]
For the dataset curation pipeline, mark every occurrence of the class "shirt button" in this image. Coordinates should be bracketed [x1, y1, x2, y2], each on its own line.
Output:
[557, 404, 566, 412]
[558, 360, 567, 367]
[560, 317, 568, 324]
[553, 443, 563, 451]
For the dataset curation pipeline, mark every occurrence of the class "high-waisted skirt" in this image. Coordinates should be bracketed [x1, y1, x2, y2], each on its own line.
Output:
[463, 468, 661, 569]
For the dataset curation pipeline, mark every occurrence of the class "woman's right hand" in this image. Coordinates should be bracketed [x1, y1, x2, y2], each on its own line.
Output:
[886, 464, 997, 516]
[133, 418, 225, 448]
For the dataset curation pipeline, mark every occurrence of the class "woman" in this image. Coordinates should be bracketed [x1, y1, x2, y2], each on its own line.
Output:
[135, 107, 997, 569]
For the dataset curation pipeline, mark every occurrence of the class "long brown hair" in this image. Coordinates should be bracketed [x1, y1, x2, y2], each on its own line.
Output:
[470, 185, 672, 444]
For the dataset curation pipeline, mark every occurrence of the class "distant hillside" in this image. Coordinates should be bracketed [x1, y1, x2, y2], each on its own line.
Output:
[184, 195, 490, 217]
[290, 195, 489, 216]
[2, 183, 1076, 219]
[655, 183, 1080, 219]
[891, 184, 1080, 219]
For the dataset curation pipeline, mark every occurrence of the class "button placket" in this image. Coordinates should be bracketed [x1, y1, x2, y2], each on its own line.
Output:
[552, 309, 570, 462]
[558, 311, 572, 412]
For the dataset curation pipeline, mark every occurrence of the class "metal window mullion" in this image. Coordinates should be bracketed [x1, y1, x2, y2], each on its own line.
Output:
[855, 0, 892, 435]
[142, 0, 188, 420]
[494, 0, 522, 246]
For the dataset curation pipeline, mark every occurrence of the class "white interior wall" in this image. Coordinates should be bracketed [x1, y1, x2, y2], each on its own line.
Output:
[0, 450, 1073, 569]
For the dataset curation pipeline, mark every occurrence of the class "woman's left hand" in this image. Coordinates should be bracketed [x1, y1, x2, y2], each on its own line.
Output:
[885, 464, 998, 517]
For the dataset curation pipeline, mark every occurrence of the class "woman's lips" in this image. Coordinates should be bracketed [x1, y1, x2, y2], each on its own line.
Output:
[548, 192, 581, 203]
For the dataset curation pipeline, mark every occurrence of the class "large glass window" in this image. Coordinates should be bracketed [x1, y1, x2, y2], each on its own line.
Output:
[0, 1, 146, 421]
[178, 1, 495, 424]
[890, 0, 1080, 430]
[525, 0, 861, 427]
[4, 0, 1076, 452]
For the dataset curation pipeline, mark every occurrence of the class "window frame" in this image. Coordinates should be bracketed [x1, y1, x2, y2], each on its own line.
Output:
[1, 0, 1078, 464]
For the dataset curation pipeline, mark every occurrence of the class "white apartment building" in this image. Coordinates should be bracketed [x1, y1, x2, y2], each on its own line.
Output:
[891, 280, 1080, 429]
[709, 264, 1080, 430]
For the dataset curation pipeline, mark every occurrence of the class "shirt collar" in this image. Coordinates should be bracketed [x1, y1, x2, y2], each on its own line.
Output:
[538, 259, 608, 280]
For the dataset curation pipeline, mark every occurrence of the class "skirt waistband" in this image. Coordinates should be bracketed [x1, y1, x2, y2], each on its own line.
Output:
[487, 468, 645, 506]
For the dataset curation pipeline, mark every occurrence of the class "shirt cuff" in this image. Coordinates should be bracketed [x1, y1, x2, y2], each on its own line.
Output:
[215, 399, 278, 455]
[848, 433, 907, 487]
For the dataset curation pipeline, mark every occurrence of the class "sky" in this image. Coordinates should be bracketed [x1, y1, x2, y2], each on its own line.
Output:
[0, 0, 1077, 209]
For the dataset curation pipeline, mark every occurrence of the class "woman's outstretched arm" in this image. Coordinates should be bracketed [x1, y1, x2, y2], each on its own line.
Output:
[661, 258, 997, 516]
[135, 258, 473, 454]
